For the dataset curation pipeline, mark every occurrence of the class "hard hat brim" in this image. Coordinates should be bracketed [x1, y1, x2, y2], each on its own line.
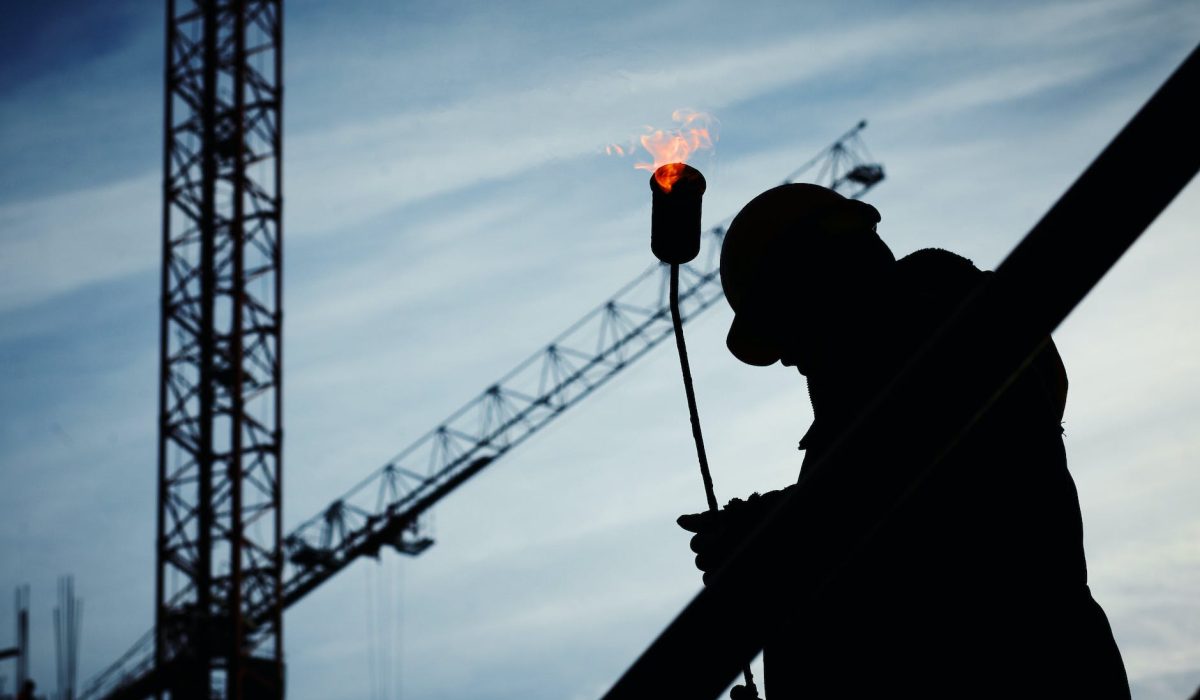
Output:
[726, 314, 780, 366]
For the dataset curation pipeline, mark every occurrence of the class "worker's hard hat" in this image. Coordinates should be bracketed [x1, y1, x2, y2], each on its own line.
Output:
[720, 183, 889, 366]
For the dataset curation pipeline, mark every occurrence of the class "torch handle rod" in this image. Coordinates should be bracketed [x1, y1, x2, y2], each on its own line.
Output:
[668, 264, 719, 513]
[668, 264, 759, 694]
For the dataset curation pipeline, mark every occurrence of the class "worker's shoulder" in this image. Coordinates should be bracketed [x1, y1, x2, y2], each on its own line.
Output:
[890, 248, 988, 319]
[894, 247, 987, 298]
[896, 248, 1069, 420]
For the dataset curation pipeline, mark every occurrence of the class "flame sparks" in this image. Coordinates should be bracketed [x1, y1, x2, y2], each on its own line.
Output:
[607, 109, 717, 192]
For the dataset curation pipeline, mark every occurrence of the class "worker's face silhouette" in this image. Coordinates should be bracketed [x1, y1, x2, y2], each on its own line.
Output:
[730, 226, 891, 375]
[722, 185, 889, 372]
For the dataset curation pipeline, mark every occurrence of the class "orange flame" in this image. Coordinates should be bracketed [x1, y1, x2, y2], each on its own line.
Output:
[607, 109, 717, 192]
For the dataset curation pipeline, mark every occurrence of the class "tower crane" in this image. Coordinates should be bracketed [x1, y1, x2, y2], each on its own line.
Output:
[111, 2, 284, 699]
[81, 121, 883, 700]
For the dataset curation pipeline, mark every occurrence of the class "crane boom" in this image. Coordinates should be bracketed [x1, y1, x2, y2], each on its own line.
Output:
[81, 122, 883, 700]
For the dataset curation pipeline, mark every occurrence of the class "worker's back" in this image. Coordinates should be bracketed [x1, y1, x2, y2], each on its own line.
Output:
[762, 249, 1129, 697]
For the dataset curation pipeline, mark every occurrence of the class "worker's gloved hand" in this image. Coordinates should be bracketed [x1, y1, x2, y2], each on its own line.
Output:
[677, 489, 786, 585]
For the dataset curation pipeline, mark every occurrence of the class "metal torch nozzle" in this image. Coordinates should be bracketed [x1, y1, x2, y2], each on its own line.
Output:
[650, 164, 707, 265]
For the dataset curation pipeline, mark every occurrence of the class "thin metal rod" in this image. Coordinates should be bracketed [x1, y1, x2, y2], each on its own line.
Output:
[668, 264, 719, 513]
[669, 264, 758, 694]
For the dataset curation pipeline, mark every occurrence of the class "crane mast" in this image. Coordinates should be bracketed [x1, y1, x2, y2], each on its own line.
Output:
[151, 1, 284, 698]
[82, 122, 881, 699]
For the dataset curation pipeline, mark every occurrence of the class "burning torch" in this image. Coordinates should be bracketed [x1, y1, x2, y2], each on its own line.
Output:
[649, 163, 761, 700]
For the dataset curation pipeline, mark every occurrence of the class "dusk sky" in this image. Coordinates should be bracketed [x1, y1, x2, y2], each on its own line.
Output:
[2, 1, 1199, 698]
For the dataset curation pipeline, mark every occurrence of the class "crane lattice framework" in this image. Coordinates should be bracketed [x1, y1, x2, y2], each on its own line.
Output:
[277, 122, 883, 611]
[153, 0, 283, 698]
[81, 123, 880, 699]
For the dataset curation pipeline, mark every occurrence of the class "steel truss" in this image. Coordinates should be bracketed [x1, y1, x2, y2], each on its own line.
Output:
[149, 0, 284, 698]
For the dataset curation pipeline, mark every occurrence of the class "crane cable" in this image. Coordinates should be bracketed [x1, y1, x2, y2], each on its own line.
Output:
[365, 553, 404, 700]
[365, 561, 379, 700]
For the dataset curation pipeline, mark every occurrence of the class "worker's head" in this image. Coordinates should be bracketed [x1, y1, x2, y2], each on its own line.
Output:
[720, 183, 893, 373]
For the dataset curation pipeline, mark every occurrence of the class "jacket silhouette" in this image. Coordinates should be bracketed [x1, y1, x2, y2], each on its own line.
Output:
[680, 184, 1129, 698]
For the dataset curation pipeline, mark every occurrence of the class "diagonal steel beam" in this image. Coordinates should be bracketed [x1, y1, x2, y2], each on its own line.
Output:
[603, 43, 1200, 699]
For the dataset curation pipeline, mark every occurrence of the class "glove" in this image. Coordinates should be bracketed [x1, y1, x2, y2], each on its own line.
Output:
[677, 489, 785, 585]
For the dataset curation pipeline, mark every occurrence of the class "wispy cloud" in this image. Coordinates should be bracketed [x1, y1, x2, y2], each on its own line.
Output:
[4, 0, 1182, 313]
[2, 1, 1198, 698]
[0, 174, 157, 312]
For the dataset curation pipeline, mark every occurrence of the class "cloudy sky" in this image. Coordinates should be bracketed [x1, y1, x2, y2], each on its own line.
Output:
[1, 1, 1198, 698]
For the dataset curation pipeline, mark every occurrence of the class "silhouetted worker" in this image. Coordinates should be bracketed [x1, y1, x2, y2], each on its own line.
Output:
[678, 184, 1130, 698]
[17, 679, 35, 700]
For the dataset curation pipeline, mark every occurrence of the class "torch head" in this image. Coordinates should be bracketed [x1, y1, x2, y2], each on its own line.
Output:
[650, 163, 707, 265]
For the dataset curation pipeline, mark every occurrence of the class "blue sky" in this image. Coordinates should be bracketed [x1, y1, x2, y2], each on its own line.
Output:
[1, 1, 1199, 698]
